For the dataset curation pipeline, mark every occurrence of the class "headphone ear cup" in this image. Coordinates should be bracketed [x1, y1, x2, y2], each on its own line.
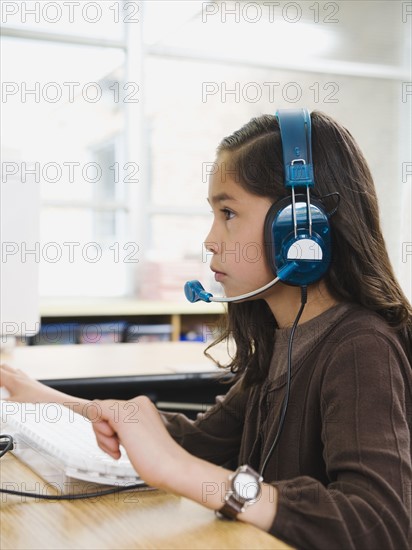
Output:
[264, 196, 332, 286]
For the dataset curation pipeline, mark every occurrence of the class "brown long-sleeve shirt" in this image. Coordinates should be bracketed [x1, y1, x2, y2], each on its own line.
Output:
[162, 303, 412, 549]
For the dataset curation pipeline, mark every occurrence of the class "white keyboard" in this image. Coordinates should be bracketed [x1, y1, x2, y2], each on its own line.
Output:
[0, 401, 145, 489]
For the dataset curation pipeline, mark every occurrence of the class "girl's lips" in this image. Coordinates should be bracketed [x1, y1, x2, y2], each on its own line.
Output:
[214, 271, 226, 282]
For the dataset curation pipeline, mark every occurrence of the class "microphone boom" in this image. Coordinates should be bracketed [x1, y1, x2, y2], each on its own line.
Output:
[184, 262, 298, 303]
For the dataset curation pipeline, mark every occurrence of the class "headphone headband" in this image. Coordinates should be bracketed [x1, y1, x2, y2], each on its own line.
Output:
[276, 109, 315, 188]
[264, 108, 331, 286]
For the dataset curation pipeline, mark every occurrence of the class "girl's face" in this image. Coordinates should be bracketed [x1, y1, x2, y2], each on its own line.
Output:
[205, 157, 275, 299]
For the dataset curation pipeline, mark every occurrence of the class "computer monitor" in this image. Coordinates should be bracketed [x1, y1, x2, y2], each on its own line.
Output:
[0, 179, 40, 344]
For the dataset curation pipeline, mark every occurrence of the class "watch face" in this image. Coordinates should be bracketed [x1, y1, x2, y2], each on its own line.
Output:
[233, 472, 260, 501]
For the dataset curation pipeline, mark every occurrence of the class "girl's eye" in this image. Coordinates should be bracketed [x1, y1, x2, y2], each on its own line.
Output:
[221, 208, 234, 220]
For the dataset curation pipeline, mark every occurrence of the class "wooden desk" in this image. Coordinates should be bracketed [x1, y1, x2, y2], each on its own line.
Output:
[0, 454, 291, 550]
[1, 342, 233, 406]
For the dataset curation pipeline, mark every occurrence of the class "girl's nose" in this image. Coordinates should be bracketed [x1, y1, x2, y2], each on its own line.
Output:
[204, 223, 219, 254]
[204, 241, 218, 254]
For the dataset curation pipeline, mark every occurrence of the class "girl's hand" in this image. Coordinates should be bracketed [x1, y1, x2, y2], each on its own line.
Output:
[0, 363, 61, 403]
[92, 396, 189, 490]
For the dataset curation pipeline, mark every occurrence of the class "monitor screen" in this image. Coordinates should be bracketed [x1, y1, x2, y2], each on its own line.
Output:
[1, 179, 40, 342]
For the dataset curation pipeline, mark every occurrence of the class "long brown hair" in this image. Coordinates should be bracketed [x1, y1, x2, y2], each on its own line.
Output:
[205, 111, 412, 387]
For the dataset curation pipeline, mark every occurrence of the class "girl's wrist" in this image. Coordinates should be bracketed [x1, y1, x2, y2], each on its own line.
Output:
[169, 455, 278, 530]
[170, 453, 231, 511]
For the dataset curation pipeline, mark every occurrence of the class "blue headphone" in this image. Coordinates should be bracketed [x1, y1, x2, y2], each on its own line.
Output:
[184, 108, 332, 304]
[264, 108, 331, 286]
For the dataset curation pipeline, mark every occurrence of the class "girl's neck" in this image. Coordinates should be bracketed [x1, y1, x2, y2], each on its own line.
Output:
[265, 281, 341, 329]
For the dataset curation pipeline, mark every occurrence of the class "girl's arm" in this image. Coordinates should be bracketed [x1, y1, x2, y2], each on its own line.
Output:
[0, 363, 89, 416]
[92, 395, 278, 532]
[1, 363, 279, 530]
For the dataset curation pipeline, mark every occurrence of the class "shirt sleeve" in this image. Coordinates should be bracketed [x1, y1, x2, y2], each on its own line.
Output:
[160, 377, 249, 466]
[269, 330, 412, 550]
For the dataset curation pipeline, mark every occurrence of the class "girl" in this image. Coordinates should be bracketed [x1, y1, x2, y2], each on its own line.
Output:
[1, 110, 411, 549]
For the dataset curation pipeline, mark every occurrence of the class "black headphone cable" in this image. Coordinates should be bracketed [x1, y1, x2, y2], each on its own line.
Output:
[260, 284, 308, 477]
[0, 434, 145, 499]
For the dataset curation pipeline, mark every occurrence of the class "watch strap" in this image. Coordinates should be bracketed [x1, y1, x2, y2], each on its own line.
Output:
[216, 494, 244, 520]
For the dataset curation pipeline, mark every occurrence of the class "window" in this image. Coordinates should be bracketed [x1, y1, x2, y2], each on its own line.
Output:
[1, 2, 134, 297]
[2, 1, 411, 301]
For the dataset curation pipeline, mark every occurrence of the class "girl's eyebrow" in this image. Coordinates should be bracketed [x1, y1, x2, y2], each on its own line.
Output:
[207, 193, 237, 205]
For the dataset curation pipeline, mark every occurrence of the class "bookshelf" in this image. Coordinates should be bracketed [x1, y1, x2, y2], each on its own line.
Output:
[35, 298, 226, 344]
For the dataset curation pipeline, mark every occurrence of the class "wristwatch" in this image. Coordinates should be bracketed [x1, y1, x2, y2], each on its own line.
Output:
[217, 464, 263, 520]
